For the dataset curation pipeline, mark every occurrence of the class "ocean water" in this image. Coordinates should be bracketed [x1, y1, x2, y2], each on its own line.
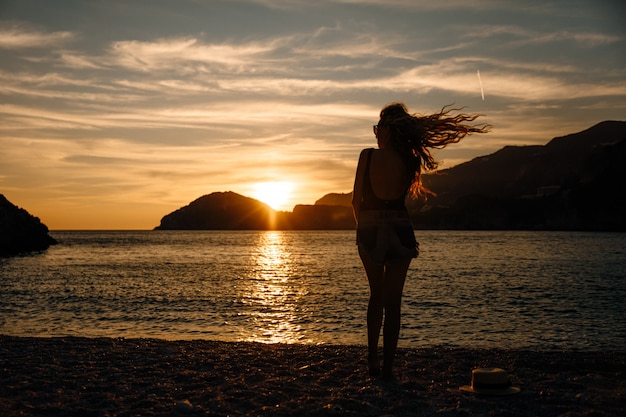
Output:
[1, 230, 624, 350]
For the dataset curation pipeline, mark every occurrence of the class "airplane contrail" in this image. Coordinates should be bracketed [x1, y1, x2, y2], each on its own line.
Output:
[477, 69, 485, 101]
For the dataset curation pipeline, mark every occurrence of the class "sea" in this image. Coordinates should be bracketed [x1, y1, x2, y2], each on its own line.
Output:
[1, 230, 624, 351]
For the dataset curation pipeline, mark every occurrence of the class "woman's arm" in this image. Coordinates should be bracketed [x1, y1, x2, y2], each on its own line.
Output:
[351, 149, 369, 222]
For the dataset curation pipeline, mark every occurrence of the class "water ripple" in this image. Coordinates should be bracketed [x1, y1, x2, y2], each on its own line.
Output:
[1, 230, 624, 350]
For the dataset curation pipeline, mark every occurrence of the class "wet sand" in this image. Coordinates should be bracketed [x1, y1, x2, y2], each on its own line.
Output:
[1, 335, 624, 416]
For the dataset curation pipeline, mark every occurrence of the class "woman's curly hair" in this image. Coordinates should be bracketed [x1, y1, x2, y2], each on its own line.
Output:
[378, 102, 491, 197]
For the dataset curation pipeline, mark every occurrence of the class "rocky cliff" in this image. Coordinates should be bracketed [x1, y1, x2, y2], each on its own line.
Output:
[0, 194, 57, 256]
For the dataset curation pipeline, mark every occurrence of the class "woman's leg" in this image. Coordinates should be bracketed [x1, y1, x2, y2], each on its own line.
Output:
[359, 245, 385, 375]
[381, 258, 410, 379]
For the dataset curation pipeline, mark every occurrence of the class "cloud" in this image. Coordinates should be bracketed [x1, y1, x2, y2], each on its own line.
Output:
[108, 37, 278, 73]
[62, 154, 137, 165]
[525, 30, 622, 47]
[8, 19, 617, 111]
[58, 51, 103, 69]
[328, 0, 516, 11]
[0, 24, 75, 49]
[2, 24, 622, 146]
[462, 24, 623, 48]
[1, 22, 622, 139]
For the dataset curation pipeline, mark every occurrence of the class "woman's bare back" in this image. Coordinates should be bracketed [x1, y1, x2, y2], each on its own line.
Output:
[368, 149, 410, 201]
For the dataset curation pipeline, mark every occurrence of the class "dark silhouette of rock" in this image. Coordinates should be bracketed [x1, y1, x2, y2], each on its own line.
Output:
[0, 194, 57, 256]
[155, 192, 276, 230]
[414, 120, 626, 230]
[290, 204, 355, 229]
[422, 121, 626, 207]
[315, 193, 352, 207]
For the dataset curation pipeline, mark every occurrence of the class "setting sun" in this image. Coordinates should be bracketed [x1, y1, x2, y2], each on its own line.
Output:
[252, 182, 294, 211]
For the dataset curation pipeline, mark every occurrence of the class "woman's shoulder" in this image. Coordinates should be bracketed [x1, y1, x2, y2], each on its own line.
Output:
[358, 148, 376, 159]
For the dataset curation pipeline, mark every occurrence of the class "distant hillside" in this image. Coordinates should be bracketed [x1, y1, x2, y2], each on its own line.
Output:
[315, 192, 352, 207]
[423, 121, 626, 205]
[156, 121, 626, 231]
[416, 120, 626, 230]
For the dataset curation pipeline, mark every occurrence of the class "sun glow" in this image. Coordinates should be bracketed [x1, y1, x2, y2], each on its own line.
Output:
[251, 181, 294, 211]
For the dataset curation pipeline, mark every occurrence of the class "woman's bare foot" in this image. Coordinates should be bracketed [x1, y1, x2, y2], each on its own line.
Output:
[368, 358, 381, 377]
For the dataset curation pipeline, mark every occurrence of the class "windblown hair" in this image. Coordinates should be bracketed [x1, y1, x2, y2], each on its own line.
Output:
[379, 102, 490, 198]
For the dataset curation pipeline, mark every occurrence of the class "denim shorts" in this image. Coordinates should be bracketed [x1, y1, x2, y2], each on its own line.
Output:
[356, 210, 419, 264]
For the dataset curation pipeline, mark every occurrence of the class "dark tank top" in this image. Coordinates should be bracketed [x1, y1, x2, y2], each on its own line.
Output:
[360, 149, 409, 211]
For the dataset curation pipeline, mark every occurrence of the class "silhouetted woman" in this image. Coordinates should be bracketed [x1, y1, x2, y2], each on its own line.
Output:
[352, 102, 489, 379]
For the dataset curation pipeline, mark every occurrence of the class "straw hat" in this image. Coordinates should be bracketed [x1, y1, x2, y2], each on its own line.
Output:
[459, 367, 521, 395]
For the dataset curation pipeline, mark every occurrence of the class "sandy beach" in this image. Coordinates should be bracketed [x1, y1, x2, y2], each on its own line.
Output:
[1, 335, 624, 416]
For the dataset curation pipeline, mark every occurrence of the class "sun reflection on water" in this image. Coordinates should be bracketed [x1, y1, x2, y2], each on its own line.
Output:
[241, 231, 311, 344]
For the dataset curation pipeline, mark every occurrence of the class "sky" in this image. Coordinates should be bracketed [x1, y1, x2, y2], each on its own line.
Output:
[1, 0, 624, 229]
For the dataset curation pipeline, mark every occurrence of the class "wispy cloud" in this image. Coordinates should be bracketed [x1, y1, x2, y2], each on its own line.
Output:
[1, 22, 622, 131]
[58, 51, 104, 69]
[461, 24, 623, 48]
[108, 37, 278, 72]
[330, 0, 518, 11]
[0, 24, 75, 49]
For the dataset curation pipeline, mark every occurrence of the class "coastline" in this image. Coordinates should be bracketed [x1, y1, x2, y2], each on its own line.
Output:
[1, 336, 624, 416]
